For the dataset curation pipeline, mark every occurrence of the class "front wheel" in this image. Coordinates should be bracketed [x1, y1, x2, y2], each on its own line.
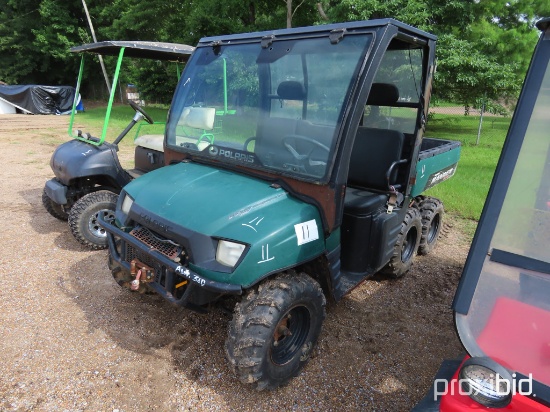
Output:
[68, 190, 118, 250]
[225, 272, 326, 390]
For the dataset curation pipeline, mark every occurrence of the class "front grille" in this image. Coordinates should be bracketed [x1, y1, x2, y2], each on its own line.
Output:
[129, 225, 181, 260]
[122, 226, 190, 296]
[125, 243, 156, 268]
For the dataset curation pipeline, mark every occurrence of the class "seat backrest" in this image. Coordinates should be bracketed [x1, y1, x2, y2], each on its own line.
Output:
[348, 127, 405, 190]
[367, 83, 399, 106]
[134, 134, 164, 152]
[277, 81, 306, 100]
[177, 107, 216, 131]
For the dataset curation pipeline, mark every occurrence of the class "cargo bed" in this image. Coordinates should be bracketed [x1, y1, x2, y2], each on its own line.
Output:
[410, 138, 461, 197]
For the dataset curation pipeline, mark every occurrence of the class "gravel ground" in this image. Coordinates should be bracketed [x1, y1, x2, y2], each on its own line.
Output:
[0, 113, 467, 411]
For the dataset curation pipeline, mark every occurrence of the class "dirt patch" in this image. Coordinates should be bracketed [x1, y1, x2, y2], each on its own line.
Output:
[0, 114, 467, 411]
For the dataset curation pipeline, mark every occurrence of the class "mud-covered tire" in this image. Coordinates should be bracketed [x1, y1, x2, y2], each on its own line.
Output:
[418, 197, 444, 256]
[382, 207, 422, 278]
[225, 272, 326, 390]
[42, 186, 68, 221]
[68, 190, 118, 250]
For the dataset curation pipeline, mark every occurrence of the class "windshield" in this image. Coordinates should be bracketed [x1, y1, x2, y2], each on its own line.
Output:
[166, 35, 372, 182]
[455, 44, 550, 388]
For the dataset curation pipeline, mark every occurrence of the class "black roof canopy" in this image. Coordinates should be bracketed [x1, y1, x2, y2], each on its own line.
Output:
[198, 18, 437, 46]
[70, 41, 195, 62]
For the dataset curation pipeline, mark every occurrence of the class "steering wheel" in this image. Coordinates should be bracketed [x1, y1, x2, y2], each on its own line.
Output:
[282, 135, 330, 169]
[129, 101, 154, 124]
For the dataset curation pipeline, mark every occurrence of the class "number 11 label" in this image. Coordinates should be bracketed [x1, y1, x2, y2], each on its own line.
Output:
[294, 219, 319, 246]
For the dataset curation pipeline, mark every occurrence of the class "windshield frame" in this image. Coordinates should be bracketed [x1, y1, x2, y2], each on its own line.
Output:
[162, 20, 437, 233]
[164, 31, 375, 184]
[452, 18, 550, 398]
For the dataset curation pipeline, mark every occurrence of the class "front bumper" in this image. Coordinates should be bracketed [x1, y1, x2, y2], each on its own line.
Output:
[98, 215, 242, 309]
[44, 178, 68, 204]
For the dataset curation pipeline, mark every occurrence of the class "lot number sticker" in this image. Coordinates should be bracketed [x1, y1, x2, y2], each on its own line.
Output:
[294, 220, 319, 246]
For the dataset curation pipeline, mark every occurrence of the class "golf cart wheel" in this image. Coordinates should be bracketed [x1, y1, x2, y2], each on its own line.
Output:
[418, 197, 444, 255]
[225, 272, 326, 390]
[68, 190, 118, 250]
[382, 207, 422, 278]
[42, 186, 68, 221]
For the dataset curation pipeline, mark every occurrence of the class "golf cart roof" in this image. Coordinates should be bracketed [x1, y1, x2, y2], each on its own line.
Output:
[70, 41, 194, 62]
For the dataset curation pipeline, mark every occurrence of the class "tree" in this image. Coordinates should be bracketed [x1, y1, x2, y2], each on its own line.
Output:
[466, 0, 550, 78]
[434, 34, 520, 113]
[0, 0, 40, 84]
[320, 0, 546, 113]
[1, 0, 547, 110]
[284, 0, 306, 28]
[0, 0, 89, 85]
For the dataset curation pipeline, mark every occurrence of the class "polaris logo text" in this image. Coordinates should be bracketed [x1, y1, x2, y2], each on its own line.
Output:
[140, 213, 172, 233]
[210, 146, 254, 163]
[428, 166, 456, 185]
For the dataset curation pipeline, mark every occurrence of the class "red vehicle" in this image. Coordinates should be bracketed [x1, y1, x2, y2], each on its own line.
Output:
[414, 17, 550, 411]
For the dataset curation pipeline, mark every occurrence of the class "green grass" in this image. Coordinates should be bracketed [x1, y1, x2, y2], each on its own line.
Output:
[424, 114, 511, 221]
[76, 104, 169, 148]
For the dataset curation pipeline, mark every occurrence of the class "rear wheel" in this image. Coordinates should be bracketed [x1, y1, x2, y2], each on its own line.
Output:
[418, 197, 444, 255]
[68, 190, 118, 250]
[42, 186, 68, 221]
[382, 207, 422, 278]
[226, 272, 326, 390]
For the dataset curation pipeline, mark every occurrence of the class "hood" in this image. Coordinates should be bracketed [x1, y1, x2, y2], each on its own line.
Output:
[50, 139, 121, 185]
[125, 162, 291, 237]
[123, 161, 325, 287]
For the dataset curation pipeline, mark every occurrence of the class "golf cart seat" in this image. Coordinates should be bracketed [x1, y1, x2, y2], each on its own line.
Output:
[344, 83, 405, 216]
[175, 106, 216, 150]
[134, 134, 164, 152]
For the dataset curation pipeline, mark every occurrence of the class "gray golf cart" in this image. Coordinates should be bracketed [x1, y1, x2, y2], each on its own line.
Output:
[42, 41, 194, 249]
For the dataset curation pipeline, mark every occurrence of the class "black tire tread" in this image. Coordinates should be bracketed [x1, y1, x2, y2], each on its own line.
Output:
[418, 197, 444, 256]
[68, 190, 118, 250]
[381, 207, 422, 278]
[42, 186, 68, 221]
[225, 271, 326, 390]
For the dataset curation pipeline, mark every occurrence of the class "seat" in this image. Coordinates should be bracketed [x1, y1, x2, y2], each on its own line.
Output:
[343, 82, 406, 216]
[277, 80, 306, 100]
[344, 127, 406, 215]
[175, 107, 216, 150]
[134, 134, 164, 152]
[343, 189, 388, 216]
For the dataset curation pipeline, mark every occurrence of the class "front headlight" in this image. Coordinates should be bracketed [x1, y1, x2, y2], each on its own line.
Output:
[459, 357, 513, 408]
[216, 240, 246, 267]
[121, 193, 134, 215]
[116, 192, 134, 226]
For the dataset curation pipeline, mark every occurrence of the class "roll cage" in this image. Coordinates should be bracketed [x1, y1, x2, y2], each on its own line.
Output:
[163, 19, 437, 233]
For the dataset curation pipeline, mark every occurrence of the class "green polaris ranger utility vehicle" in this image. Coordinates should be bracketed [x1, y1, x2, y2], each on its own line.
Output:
[99, 19, 460, 389]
